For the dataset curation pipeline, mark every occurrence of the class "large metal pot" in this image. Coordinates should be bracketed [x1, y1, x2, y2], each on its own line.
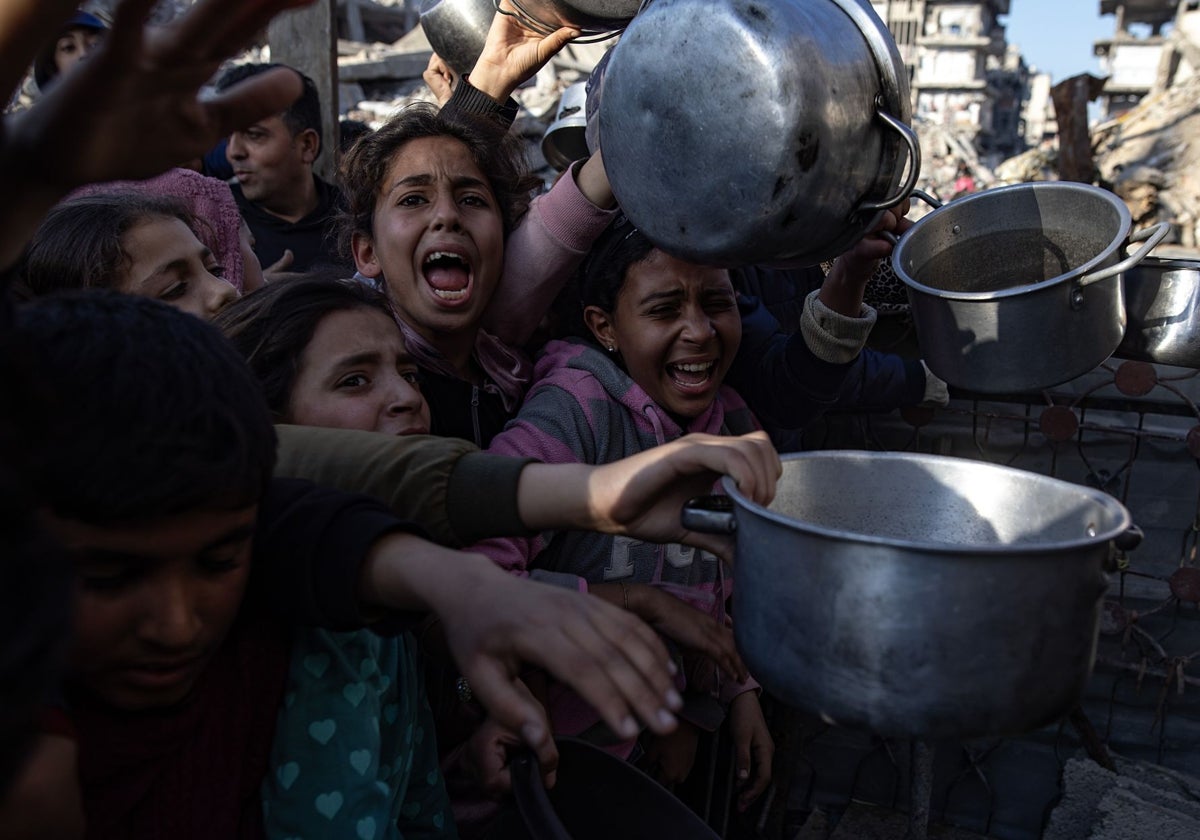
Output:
[682, 451, 1139, 739]
[419, 0, 495, 76]
[892, 183, 1169, 393]
[598, 0, 918, 267]
[1115, 256, 1200, 368]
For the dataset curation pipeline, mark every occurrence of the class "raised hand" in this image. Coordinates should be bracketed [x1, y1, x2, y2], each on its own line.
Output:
[465, 0, 580, 102]
[0, 0, 316, 271]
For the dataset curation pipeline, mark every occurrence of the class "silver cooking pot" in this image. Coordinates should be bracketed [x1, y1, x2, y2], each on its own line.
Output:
[420, 0, 495, 76]
[598, 0, 917, 267]
[682, 451, 1140, 739]
[1115, 256, 1200, 368]
[890, 183, 1169, 393]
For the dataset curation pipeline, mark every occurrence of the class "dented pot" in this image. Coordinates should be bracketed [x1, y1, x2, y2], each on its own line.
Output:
[682, 451, 1140, 739]
[599, 0, 918, 266]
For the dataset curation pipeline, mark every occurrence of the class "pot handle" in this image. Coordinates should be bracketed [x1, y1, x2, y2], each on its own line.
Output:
[1076, 222, 1171, 287]
[877, 189, 942, 245]
[681, 495, 737, 535]
[1113, 524, 1144, 553]
[509, 749, 572, 840]
[856, 102, 922, 215]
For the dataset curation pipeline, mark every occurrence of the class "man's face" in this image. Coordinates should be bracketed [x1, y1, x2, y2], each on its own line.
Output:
[46, 506, 257, 711]
[226, 115, 315, 207]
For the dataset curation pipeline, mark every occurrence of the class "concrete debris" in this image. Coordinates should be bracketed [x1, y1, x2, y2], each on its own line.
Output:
[1044, 755, 1200, 840]
[1090, 73, 1200, 249]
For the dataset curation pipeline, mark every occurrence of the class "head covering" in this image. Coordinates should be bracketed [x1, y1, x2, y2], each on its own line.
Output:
[69, 168, 249, 292]
[34, 10, 108, 91]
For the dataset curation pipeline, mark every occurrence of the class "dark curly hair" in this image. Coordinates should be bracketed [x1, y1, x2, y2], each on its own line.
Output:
[337, 102, 539, 261]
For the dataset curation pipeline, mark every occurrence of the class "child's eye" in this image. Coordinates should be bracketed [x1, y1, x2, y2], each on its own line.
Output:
[398, 194, 427, 207]
[199, 555, 242, 575]
[208, 264, 226, 278]
[647, 305, 678, 318]
[337, 374, 369, 389]
[78, 568, 139, 593]
[401, 369, 422, 387]
[160, 281, 188, 301]
[461, 194, 490, 208]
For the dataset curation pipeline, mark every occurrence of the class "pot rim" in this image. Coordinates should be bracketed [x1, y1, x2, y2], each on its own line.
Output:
[1127, 255, 1200, 272]
[720, 450, 1133, 554]
[894, 182, 1132, 302]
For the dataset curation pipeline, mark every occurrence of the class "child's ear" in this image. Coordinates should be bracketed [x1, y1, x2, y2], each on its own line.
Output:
[352, 232, 382, 278]
[583, 305, 617, 352]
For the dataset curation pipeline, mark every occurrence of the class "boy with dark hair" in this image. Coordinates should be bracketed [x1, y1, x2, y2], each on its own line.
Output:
[12, 291, 681, 836]
[215, 62, 351, 274]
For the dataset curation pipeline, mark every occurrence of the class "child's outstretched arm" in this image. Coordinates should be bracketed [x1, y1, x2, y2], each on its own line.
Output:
[354, 534, 682, 777]
[274, 427, 782, 562]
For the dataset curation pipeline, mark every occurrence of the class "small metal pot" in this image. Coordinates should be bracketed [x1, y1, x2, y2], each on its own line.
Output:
[1115, 256, 1200, 368]
[541, 82, 590, 171]
[419, 0, 495, 76]
[598, 0, 918, 267]
[682, 451, 1140, 739]
[891, 183, 1169, 393]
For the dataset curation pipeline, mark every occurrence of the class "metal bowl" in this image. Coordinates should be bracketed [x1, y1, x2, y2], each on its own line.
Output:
[420, 0, 495, 77]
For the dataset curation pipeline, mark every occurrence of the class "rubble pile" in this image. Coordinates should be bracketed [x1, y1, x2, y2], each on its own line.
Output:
[1091, 72, 1200, 249]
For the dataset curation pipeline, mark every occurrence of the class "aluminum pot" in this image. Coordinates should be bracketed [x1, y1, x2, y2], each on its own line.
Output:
[891, 183, 1169, 393]
[420, 0, 495, 76]
[598, 0, 918, 267]
[1115, 256, 1200, 368]
[682, 451, 1140, 739]
[541, 82, 590, 171]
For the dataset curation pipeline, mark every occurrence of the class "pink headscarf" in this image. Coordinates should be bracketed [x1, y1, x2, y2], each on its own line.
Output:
[69, 168, 249, 292]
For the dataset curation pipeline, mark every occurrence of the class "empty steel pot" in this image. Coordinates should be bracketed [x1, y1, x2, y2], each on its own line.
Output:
[682, 451, 1138, 739]
[891, 183, 1169, 393]
[1115, 256, 1200, 368]
[599, 0, 917, 266]
[420, 0, 495, 76]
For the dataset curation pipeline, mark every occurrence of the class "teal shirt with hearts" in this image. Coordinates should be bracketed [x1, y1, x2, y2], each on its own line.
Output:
[261, 628, 455, 838]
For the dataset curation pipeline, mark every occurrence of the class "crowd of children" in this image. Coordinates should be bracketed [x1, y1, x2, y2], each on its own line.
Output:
[0, 1, 937, 838]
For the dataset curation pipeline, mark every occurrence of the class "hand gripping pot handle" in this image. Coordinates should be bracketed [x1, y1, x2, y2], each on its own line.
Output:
[855, 101, 922, 215]
[1076, 221, 1172, 288]
[680, 495, 737, 534]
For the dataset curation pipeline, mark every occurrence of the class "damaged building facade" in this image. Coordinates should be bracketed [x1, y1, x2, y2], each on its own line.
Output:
[869, 0, 1037, 168]
[1095, 0, 1200, 118]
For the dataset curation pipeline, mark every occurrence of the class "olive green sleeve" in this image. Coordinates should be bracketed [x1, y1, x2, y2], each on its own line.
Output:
[273, 425, 535, 548]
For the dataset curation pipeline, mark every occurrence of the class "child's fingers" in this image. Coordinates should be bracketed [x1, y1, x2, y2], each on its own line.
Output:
[462, 661, 561, 781]
[557, 602, 681, 736]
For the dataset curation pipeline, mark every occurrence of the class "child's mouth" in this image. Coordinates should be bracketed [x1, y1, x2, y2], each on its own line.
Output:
[668, 360, 716, 390]
[423, 251, 471, 302]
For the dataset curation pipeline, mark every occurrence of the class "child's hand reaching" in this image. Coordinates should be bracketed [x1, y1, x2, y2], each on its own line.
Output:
[729, 691, 773, 813]
[597, 583, 748, 685]
[639, 720, 700, 790]
[465, 707, 546, 796]
[466, 0, 580, 103]
[423, 52, 456, 106]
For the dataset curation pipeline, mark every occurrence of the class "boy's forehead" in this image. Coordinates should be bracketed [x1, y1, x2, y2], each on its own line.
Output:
[41, 505, 259, 560]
